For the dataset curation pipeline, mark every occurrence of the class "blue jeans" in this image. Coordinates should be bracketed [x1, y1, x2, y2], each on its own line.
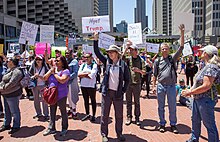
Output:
[157, 83, 177, 126]
[189, 97, 219, 142]
[3, 95, 21, 128]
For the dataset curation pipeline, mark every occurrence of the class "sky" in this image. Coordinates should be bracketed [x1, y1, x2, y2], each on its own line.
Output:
[113, 0, 153, 29]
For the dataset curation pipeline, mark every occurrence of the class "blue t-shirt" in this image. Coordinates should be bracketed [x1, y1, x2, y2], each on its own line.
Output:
[176, 85, 190, 96]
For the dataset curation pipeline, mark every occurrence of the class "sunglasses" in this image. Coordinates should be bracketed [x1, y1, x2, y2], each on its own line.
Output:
[55, 60, 60, 62]
[36, 58, 42, 61]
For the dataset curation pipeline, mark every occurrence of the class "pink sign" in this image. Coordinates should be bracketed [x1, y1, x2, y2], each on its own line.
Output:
[35, 42, 51, 56]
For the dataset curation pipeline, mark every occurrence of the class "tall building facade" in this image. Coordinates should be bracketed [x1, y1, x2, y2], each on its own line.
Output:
[64, 0, 99, 33]
[98, 0, 113, 32]
[152, 0, 172, 35]
[0, 0, 77, 52]
[135, 0, 148, 30]
[116, 20, 128, 33]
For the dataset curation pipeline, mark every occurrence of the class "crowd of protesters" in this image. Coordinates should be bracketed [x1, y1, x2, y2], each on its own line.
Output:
[0, 24, 219, 142]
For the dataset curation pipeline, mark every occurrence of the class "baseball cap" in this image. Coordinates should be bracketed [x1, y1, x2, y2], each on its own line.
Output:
[129, 45, 138, 50]
[179, 79, 185, 83]
[198, 45, 218, 56]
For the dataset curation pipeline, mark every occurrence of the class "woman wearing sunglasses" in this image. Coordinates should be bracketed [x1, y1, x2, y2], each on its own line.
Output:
[43, 56, 70, 137]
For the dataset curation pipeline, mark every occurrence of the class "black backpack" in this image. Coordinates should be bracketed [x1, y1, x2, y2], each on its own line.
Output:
[156, 55, 177, 78]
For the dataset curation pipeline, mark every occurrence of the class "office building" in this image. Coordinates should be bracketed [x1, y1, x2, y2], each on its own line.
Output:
[98, 0, 113, 32]
[64, 0, 99, 33]
[116, 20, 128, 33]
[152, 0, 172, 35]
[135, 0, 147, 30]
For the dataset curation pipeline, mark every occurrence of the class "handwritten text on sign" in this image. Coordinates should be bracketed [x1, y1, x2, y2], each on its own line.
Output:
[128, 23, 143, 44]
[40, 25, 54, 44]
[82, 15, 110, 33]
[19, 21, 38, 46]
[146, 42, 160, 54]
[98, 33, 115, 49]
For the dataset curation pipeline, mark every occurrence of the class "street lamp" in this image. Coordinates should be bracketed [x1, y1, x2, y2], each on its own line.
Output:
[194, 6, 199, 45]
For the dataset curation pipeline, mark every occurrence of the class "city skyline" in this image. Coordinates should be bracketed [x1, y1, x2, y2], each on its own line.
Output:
[113, 0, 152, 29]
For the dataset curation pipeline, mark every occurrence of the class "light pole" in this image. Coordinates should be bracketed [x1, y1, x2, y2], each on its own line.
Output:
[194, 6, 198, 45]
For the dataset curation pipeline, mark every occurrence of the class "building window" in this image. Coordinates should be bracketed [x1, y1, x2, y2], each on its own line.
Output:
[0, 24, 4, 36]
[6, 26, 16, 37]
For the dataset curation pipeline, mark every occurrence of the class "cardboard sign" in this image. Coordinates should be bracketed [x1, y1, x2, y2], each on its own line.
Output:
[35, 42, 51, 56]
[82, 44, 96, 58]
[128, 23, 143, 44]
[40, 25, 54, 44]
[7, 53, 14, 58]
[0, 44, 3, 55]
[9, 43, 20, 53]
[146, 42, 160, 53]
[98, 33, 115, 49]
[173, 12, 194, 32]
[51, 46, 67, 58]
[19, 21, 38, 46]
[82, 15, 110, 33]
[183, 42, 193, 57]
[68, 33, 76, 49]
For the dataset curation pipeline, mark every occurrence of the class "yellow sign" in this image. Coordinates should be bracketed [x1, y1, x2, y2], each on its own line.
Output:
[0, 44, 3, 55]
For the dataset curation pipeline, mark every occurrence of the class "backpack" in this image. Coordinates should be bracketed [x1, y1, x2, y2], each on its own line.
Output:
[81, 62, 95, 71]
[19, 67, 31, 88]
[156, 55, 177, 79]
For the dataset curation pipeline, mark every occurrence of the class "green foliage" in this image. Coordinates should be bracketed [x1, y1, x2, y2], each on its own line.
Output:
[218, 49, 220, 56]
[77, 49, 83, 59]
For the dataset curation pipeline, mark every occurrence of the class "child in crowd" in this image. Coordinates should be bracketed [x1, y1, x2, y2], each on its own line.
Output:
[176, 79, 192, 110]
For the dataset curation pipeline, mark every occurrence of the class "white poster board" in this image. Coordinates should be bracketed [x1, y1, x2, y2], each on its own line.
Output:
[19, 21, 38, 46]
[173, 12, 194, 32]
[82, 15, 110, 33]
[146, 42, 160, 53]
[40, 25, 54, 44]
[183, 42, 193, 57]
[82, 44, 96, 58]
[98, 33, 115, 49]
[128, 23, 143, 44]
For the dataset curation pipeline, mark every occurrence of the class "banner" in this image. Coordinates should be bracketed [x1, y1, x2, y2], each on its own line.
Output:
[51, 46, 67, 58]
[40, 25, 54, 44]
[35, 42, 51, 56]
[98, 33, 115, 49]
[183, 42, 193, 57]
[146, 42, 160, 53]
[82, 44, 96, 58]
[19, 21, 38, 46]
[82, 15, 110, 33]
[0, 44, 3, 55]
[128, 23, 143, 44]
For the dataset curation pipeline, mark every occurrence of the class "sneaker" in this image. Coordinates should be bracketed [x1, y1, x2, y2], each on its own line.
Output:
[0, 125, 11, 132]
[60, 129, 68, 136]
[81, 114, 90, 121]
[67, 110, 72, 116]
[43, 129, 56, 136]
[171, 125, 179, 134]
[33, 114, 43, 119]
[158, 125, 165, 133]
[8, 127, 20, 134]
[135, 119, 141, 126]
[125, 117, 132, 126]
[102, 136, 108, 142]
[117, 134, 126, 141]
[90, 116, 96, 122]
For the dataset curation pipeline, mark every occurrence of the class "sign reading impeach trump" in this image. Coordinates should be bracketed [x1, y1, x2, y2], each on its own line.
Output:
[82, 15, 110, 33]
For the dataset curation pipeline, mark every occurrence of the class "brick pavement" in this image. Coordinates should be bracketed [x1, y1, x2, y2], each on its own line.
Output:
[0, 74, 219, 142]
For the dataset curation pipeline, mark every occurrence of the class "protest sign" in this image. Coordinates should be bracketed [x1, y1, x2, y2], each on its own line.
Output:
[19, 21, 38, 46]
[21, 50, 30, 58]
[82, 44, 96, 58]
[146, 42, 160, 53]
[98, 33, 115, 49]
[51, 46, 67, 58]
[35, 42, 51, 56]
[128, 23, 143, 44]
[82, 15, 110, 33]
[40, 25, 54, 44]
[7, 53, 14, 58]
[173, 12, 194, 32]
[9, 43, 20, 53]
[183, 42, 193, 57]
[68, 33, 76, 49]
[0, 44, 3, 55]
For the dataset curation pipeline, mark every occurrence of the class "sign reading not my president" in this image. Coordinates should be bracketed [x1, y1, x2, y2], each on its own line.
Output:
[19, 21, 38, 46]
[82, 15, 110, 33]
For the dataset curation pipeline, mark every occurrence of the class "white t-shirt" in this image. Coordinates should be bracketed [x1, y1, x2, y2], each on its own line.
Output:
[108, 61, 120, 91]
[35, 66, 45, 86]
[79, 63, 98, 88]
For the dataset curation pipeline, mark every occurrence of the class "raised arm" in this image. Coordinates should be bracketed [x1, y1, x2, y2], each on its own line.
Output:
[173, 24, 185, 61]
[93, 32, 107, 64]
